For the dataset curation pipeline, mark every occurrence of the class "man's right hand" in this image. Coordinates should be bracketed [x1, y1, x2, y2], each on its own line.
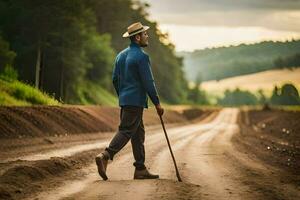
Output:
[155, 104, 164, 116]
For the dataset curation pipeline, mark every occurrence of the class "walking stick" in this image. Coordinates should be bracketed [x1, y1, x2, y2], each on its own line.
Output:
[159, 115, 182, 182]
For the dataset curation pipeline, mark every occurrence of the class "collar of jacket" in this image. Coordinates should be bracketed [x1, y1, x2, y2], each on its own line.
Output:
[129, 42, 141, 49]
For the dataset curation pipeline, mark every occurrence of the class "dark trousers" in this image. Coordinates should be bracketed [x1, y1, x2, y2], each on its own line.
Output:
[105, 105, 146, 170]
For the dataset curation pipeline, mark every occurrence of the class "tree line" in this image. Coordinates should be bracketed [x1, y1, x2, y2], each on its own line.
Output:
[0, 0, 188, 104]
[180, 40, 300, 82]
[186, 76, 300, 106]
[274, 53, 300, 70]
[216, 84, 300, 106]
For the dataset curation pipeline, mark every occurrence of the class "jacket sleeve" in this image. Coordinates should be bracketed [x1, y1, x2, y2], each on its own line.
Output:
[138, 54, 160, 105]
[112, 58, 120, 96]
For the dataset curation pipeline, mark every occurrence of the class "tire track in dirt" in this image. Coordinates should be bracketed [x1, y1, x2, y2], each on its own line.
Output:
[17, 108, 300, 200]
[33, 110, 226, 200]
[176, 108, 251, 200]
[0, 109, 219, 200]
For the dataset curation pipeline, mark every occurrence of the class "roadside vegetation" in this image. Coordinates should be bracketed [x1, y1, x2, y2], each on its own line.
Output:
[0, 0, 188, 105]
[0, 66, 59, 105]
[0, 1, 299, 107]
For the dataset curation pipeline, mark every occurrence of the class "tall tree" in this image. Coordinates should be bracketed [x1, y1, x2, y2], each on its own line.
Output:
[0, 0, 115, 103]
[0, 34, 16, 69]
[89, 0, 188, 103]
[0, 0, 188, 104]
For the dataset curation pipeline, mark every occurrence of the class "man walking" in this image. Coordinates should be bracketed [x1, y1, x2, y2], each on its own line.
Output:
[95, 22, 164, 181]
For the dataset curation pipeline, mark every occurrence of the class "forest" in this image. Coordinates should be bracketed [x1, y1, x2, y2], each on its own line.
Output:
[180, 40, 300, 82]
[1, 0, 299, 107]
[0, 0, 188, 104]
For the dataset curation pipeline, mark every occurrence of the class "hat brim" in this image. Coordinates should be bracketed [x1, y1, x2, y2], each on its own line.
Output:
[122, 26, 150, 38]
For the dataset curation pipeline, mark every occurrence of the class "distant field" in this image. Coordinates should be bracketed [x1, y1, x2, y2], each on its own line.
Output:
[200, 68, 300, 96]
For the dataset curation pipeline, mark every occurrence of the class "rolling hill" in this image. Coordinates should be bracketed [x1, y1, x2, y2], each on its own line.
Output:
[179, 40, 300, 82]
[200, 68, 300, 96]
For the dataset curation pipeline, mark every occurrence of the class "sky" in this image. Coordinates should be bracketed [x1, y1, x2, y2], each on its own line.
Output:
[143, 0, 300, 51]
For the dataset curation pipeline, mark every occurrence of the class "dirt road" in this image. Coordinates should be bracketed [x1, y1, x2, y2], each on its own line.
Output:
[1, 108, 299, 200]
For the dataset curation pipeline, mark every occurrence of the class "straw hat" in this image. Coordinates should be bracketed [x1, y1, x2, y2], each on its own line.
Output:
[122, 22, 150, 38]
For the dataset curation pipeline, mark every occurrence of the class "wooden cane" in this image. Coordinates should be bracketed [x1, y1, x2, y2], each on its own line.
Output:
[159, 115, 182, 182]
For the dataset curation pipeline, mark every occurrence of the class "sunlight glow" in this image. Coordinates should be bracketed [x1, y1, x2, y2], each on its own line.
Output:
[158, 24, 300, 51]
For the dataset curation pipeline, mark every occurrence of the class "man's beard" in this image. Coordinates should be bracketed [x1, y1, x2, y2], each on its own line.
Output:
[140, 43, 148, 47]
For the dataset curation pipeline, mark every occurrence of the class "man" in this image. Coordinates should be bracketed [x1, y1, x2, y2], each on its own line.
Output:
[95, 22, 164, 181]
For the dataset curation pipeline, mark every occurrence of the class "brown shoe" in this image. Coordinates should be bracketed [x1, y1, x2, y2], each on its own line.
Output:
[134, 168, 159, 179]
[95, 152, 109, 180]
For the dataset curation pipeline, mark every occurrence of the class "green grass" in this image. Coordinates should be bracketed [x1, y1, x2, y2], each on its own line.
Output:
[0, 75, 119, 106]
[0, 90, 30, 105]
[76, 81, 118, 106]
[0, 77, 60, 106]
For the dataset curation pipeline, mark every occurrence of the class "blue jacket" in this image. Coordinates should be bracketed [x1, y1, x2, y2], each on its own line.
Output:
[112, 42, 160, 108]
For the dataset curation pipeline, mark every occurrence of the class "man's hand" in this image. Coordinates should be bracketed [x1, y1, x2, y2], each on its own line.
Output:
[155, 104, 164, 116]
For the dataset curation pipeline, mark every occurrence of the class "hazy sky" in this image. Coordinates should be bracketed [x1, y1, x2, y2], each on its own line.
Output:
[143, 0, 300, 51]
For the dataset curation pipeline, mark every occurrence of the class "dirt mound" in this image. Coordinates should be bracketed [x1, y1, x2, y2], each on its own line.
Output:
[248, 109, 300, 147]
[0, 149, 100, 200]
[0, 106, 191, 139]
[181, 108, 217, 122]
[181, 108, 205, 120]
[0, 105, 215, 199]
[234, 108, 300, 176]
